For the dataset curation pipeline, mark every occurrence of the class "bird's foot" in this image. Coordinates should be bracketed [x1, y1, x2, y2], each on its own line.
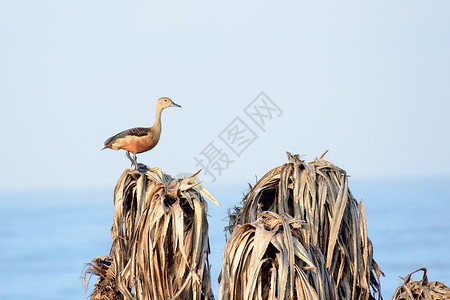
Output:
[136, 163, 149, 173]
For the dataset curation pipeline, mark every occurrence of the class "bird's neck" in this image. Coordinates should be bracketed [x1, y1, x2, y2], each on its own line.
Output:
[153, 106, 163, 133]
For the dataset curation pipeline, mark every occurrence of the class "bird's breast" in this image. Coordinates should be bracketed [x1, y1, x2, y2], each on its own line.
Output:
[118, 134, 160, 154]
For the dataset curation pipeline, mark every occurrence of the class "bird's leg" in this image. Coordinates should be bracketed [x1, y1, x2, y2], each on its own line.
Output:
[133, 154, 138, 170]
[126, 151, 135, 169]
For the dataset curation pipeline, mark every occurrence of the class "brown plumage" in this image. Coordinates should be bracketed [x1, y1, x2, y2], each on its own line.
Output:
[103, 97, 181, 169]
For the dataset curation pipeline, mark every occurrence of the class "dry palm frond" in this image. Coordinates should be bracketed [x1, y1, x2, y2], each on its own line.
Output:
[219, 211, 335, 300]
[83, 256, 122, 300]
[228, 152, 383, 299]
[86, 167, 219, 300]
[392, 268, 450, 300]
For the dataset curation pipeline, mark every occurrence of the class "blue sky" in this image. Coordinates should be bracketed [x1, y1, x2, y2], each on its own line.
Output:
[1, 1, 449, 190]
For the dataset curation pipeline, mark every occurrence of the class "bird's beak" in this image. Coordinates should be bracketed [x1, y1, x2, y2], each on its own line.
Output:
[170, 101, 181, 108]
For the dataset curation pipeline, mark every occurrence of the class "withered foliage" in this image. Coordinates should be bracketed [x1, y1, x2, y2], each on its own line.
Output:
[220, 152, 383, 299]
[392, 268, 450, 300]
[85, 167, 219, 299]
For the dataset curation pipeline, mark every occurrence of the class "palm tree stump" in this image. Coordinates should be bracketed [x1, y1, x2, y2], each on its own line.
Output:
[392, 268, 450, 300]
[85, 167, 218, 300]
[221, 152, 384, 300]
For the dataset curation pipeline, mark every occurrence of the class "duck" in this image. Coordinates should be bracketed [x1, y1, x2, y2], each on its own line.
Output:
[103, 97, 181, 169]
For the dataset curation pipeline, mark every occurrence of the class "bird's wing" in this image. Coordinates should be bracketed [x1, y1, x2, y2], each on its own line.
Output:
[104, 127, 149, 145]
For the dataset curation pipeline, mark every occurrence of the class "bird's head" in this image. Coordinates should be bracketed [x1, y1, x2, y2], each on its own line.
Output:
[157, 97, 181, 109]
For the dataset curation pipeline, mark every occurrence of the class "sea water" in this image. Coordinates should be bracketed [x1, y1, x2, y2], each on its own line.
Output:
[0, 178, 449, 299]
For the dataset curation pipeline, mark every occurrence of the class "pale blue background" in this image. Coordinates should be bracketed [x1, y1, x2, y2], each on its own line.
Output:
[1, 1, 449, 189]
[1, 1, 449, 299]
